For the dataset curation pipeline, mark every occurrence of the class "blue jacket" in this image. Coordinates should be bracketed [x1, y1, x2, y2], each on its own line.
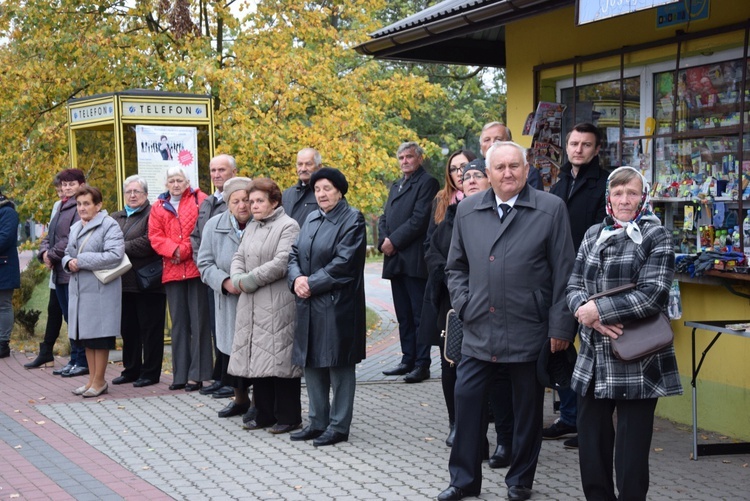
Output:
[0, 198, 20, 290]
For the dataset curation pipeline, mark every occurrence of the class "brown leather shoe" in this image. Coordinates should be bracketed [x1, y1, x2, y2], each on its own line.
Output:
[268, 423, 302, 434]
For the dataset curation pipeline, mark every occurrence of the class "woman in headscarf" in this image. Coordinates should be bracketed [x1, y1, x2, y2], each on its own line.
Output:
[287, 168, 367, 447]
[566, 166, 682, 500]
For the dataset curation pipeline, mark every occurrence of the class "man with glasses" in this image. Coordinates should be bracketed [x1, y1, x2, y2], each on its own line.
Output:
[191, 154, 237, 399]
[379, 142, 439, 383]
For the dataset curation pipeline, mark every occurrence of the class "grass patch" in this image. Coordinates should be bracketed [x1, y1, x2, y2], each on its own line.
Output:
[365, 306, 380, 332]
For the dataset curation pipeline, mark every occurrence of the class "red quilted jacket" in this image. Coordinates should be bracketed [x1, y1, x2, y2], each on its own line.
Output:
[148, 188, 208, 284]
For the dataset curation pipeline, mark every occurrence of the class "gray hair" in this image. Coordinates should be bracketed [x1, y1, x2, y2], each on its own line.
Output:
[481, 121, 513, 141]
[123, 175, 148, 194]
[298, 148, 322, 168]
[485, 141, 528, 168]
[165, 166, 190, 184]
[211, 154, 237, 171]
[397, 141, 424, 157]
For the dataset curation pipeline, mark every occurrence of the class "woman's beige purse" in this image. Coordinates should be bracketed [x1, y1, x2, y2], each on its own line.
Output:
[78, 230, 131, 284]
[93, 254, 132, 284]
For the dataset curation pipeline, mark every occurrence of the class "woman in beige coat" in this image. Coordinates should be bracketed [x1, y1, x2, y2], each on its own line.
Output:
[230, 178, 302, 434]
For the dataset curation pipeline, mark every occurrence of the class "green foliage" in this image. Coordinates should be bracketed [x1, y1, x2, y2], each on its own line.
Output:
[12, 259, 48, 312]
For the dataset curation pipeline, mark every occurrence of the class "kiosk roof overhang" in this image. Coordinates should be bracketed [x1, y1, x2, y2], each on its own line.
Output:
[353, 0, 574, 66]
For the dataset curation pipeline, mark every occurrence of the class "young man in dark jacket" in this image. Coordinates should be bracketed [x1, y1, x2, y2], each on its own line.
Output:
[544, 122, 609, 448]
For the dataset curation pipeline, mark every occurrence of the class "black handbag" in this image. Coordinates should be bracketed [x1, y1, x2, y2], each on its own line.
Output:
[135, 259, 163, 291]
[441, 309, 463, 366]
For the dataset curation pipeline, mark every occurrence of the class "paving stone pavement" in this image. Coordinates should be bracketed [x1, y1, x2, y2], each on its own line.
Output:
[1, 261, 748, 500]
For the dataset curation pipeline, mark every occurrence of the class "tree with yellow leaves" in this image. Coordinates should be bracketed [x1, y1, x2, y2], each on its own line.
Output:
[0, 0, 444, 219]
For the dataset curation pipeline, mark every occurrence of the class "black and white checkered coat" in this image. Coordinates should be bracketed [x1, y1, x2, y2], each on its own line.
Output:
[566, 219, 683, 400]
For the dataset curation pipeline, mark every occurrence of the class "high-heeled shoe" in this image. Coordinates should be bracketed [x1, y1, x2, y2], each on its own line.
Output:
[82, 383, 108, 398]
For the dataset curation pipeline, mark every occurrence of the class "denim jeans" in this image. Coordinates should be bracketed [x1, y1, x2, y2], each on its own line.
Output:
[55, 284, 87, 367]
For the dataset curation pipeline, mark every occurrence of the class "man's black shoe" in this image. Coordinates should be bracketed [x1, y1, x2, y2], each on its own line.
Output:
[199, 380, 223, 395]
[290, 426, 325, 441]
[542, 418, 577, 439]
[507, 486, 532, 501]
[436, 486, 479, 500]
[488, 444, 511, 469]
[112, 375, 136, 385]
[218, 401, 250, 418]
[212, 386, 234, 399]
[312, 429, 348, 447]
[404, 365, 430, 383]
[133, 378, 157, 388]
[62, 365, 89, 378]
[53, 362, 74, 376]
[382, 363, 412, 376]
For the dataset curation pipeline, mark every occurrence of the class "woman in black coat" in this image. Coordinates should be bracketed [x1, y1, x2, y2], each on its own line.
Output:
[418, 157, 490, 447]
[287, 168, 367, 447]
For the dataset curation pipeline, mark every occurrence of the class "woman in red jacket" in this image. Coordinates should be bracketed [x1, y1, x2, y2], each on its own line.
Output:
[148, 167, 211, 391]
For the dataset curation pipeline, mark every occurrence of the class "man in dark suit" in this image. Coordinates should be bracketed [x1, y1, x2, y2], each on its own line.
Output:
[282, 148, 321, 226]
[378, 142, 439, 383]
[438, 141, 576, 501]
[543, 122, 609, 448]
[191, 154, 237, 399]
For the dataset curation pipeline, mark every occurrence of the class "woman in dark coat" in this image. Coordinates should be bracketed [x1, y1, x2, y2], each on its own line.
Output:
[418, 157, 489, 447]
[111, 175, 165, 387]
[287, 168, 367, 447]
[0, 189, 20, 358]
[567, 166, 682, 500]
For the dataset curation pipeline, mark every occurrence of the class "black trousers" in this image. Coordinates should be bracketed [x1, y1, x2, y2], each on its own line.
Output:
[120, 291, 166, 382]
[206, 287, 223, 381]
[577, 389, 658, 501]
[40, 288, 63, 354]
[449, 356, 544, 492]
[488, 365, 515, 445]
[254, 377, 302, 426]
[438, 343, 456, 424]
[391, 276, 431, 368]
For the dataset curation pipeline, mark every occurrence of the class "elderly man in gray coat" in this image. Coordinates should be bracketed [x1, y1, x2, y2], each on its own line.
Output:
[437, 141, 577, 501]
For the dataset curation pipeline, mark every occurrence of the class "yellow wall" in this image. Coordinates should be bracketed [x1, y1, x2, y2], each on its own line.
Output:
[504, 2, 750, 437]
[504, 1, 750, 147]
[661, 282, 750, 440]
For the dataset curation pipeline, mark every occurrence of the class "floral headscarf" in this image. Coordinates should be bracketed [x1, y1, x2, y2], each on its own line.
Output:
[595, 166, 661, 245]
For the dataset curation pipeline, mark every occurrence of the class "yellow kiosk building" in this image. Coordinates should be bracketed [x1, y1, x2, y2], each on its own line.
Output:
[358, 0, 750, 455]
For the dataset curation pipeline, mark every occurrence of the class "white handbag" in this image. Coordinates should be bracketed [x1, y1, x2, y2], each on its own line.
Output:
[78, 229, 131, 284]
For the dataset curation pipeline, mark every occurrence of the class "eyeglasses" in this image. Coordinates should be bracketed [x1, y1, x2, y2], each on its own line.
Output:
[449, 163, 467, 174]
[462, 172, 487, 182]
[125, 190, 145, 196]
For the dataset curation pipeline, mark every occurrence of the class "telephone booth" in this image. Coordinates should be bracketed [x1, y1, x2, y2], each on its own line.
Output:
[66, 89, 215, 210]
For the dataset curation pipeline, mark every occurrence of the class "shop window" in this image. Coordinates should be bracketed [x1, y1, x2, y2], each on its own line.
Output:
[560, 76, 641, 169]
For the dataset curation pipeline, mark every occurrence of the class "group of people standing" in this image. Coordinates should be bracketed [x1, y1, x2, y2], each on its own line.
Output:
[22, 149, 366, 447]
[371, 124, 682, 501]
[12, 122, 683, 497]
